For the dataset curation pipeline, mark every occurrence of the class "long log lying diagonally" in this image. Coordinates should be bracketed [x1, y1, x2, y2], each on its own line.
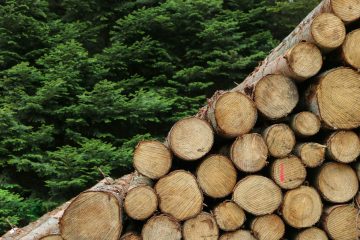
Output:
[2, 0, 360, 239]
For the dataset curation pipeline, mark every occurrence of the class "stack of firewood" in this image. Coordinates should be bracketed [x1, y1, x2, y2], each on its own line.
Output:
[3, 0, 360, 240]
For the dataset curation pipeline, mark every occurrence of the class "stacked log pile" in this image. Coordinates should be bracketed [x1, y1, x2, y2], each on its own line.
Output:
[3, 0, 360, 239]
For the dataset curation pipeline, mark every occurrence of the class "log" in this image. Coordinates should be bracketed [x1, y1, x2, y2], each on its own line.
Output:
[133, 140, 172, 179]
[232, 0, 360, 97]
[271, 155, 307, 189]
[120, 232, 142, 240]
[60, 174, 140, 240]
[182, 212, 219, 240]
[141, 214, 181, 240]
[155, 170, 203, 221]
[356, 161, 360, 181]
[263, 124, 296, 158]
[306, 67, 360, 129]
[39, 235, 63, 240]
[230, 133, 268, 173]
[295, 227, 328, 240]
[342, 28, 360, 70]
[281, 186, 323, 228]
[294, 143, 326, 168]
[322, 205, 359, 240]
[252, 75, 299, 120]
[206, 91, 257, 138]
[250, 214, 285, 240]
[326, 130, 360, 163]
[2, 174, 134, 240]
[290, 111, 321, 137]
[233, 175, 282, 216]
[310, 13, 346, 51]
[167, 117, 214, 161]
[197, 155, 237, 198]
[219, 230, 256, 240]
[124, 185, 158, 220]
[316, 162, 359, 203]
[213, 200, 246, 231]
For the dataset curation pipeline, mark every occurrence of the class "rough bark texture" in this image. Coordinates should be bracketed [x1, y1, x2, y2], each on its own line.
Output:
[2, 175, 134, 240]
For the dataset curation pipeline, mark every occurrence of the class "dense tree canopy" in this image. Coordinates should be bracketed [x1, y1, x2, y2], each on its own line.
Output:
[0, 0, 319, 234]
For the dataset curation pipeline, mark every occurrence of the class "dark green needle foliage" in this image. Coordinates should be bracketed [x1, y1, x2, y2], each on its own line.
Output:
[0, 0, 320, 234]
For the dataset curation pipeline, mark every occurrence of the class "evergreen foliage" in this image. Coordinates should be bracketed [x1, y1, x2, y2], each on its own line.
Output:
[0, 0, 320, 234]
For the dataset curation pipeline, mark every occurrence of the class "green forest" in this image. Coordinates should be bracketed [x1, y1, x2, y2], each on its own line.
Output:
[0, 0, 320, 234]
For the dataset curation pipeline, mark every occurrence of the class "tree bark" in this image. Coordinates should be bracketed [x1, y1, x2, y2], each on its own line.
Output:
[2, 174, 134, 240]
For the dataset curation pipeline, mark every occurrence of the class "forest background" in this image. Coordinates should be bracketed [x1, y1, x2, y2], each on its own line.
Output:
[0, 0, 320, 234]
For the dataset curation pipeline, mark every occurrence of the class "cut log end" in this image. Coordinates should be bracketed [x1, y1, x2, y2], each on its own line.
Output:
[40, 235, 63, 240]
[230, 133, 268, 173]
[168, 117, 214, 161]
[124, 186, 158, 221]
[342, 29, 360, 70]
[233, 175, 282, 216]
[311, 13, 345, 50]
[209, 91, 257, 138]
[281, 186, 323, 228]
[133, 140, 172, 179]
[263, 124, 296, 158]
[316, 162, 359, 203]
[295, 143, 325, 168]
[295, 227, 328, 240]
[327, 130, 360, 163]
[254, 74, 299, 120]
[60, 191, 122, 240]
[323, 205, 359, 240]
[155, 170, 203, 221]
[142, 214, 181, 240]
[271, 156, 307, 189]
[286, 42, 323, 81]
[197, 155, 237, 198]
[291, 111, 320, 137]
[219, 230, 256, 240]
[183, 212, 219, 240]
[251, 214, 285, 240]
[213, 201, 246, 231]
[120, 232, 142, 240]
[308, 67, 360, 129]
[331, 0, 360, 23]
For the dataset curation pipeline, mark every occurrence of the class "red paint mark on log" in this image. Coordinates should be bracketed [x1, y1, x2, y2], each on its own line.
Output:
[280, 163, 285, 183]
